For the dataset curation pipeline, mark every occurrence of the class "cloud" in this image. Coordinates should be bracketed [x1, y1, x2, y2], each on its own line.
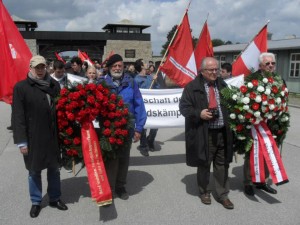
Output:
[3, 0, 300, 55]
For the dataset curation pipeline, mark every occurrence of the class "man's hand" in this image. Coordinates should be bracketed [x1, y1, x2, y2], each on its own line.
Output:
[200, 109, 213, 120]
[133, 131, 141, 143]
[19, 146, 28, 155]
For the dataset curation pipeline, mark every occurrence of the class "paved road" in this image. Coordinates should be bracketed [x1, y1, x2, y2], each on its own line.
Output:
[0, 101, 299, 225]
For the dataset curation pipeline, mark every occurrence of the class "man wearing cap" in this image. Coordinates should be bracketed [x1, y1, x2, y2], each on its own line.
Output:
[97, 54, 147, 200]
[12, 55, 68, 218]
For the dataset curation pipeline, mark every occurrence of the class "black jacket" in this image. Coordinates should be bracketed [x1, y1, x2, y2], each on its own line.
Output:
[12, 74, 61, 171]
[179, 75, 233, 167]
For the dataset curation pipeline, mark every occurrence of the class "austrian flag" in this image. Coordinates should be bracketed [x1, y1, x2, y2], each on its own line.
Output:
[232, 24, 268, 76]
[160, 11, 197, 87]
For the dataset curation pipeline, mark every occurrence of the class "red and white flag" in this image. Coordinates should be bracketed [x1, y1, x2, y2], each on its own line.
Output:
[232, 24, 268, 76]
[55, 52, 66, 63]
[0, 0, 32, 104]
[160, 11, 197, 87]
[78, 49, 94, 66]
[194, 21, 214, 71]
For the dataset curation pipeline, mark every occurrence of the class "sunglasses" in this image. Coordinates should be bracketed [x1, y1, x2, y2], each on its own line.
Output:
[265, 62, 276, 66]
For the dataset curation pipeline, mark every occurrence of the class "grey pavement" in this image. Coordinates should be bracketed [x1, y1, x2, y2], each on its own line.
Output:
[0, 101, 300, 225]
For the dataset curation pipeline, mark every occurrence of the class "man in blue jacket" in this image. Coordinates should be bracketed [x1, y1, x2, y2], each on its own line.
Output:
[97, 54, 147, 200]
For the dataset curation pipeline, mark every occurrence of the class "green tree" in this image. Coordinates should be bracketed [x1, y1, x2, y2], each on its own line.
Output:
[160, 25, 177, 56]
[212, 38, 224, 47]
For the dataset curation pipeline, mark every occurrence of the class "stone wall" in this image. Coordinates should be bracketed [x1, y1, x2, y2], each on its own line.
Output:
[24, 39, 37, 55]
[104, 40, 152, 64]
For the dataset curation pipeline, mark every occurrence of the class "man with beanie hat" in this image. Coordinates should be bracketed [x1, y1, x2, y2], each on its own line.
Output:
[97, 54, 147, 200]
[12, 55, 68, 218]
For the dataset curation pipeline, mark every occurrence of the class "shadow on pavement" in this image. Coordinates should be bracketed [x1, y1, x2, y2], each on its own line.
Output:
[130, 153, 186, 166]
[165, 132, 185, 141]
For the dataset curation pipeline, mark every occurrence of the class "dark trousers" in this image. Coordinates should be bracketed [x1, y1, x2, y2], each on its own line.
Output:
[140, 129, 158, 147]
[243, 152, 269, 185]
[104, 142, 132, 191]
[197, 128, 229, 201]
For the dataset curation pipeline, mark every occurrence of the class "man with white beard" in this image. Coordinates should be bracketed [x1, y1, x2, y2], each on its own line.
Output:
[97, 54, 147, 200]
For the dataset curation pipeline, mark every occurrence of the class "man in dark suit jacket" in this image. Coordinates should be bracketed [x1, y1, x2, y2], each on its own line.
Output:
[12, 55, 68, 218]
[179, 57, 234, 209]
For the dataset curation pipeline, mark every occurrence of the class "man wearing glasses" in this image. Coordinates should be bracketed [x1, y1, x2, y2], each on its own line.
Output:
[179, 57, 234, 209]
[243, 52, 280, 196]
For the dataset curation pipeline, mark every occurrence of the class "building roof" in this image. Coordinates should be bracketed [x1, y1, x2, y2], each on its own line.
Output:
[214, 38, 300, 53]
[102, 19, 150, 30]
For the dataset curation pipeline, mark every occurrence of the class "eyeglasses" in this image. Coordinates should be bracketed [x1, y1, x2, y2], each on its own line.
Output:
[205, 68, 219, 73]
[265, 62, 276, 66]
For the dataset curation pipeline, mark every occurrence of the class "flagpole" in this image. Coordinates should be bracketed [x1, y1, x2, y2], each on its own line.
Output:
[232, 20, 270, 63]
[149, 1, 192, 89]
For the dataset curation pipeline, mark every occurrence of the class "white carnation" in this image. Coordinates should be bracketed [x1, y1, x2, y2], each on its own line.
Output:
[276, 97, 282, 104]
[265, 88, 271, 95]
[229, 113, 236, 119]
[257, 86, 265, 92]
[281, 91, 285, 96]
[262, 78, 268, 83]
[262, 101, 268, 105]
[247, 82, 253, 88]
[242, 97, 250, 104]
[255, 96, 262, 103]
[238, 114, 244, 120]
[267, 114, 273, 119]
[232, 94, 238, 100]
[269, 104, 275, 110]
[243, 105, 250, 110]
[246, 125, 252, 129]
[254, 111, 261, 117]
[237, 136, 246, 140]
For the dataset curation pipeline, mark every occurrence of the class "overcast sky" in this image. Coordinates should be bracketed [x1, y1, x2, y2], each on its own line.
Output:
[3, 0, 300, 55]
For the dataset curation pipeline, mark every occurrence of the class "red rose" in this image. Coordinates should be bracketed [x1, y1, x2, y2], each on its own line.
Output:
[76, 84, 83, 90]
[66, 149, 78, 156]
[85, 83, 96, 91]
[103, 128, 111, 136]
[245, 113, 252, 119]
[116, 139, 123, 145]
[272, 86, 278, 94]
[281, 85, 286, 91]
[277, 130, 283, 135]
[114, 121, 121, 127]
[95, 91, 103, 101]
[66, 112, 75, 121]
[115, 110, 122, 117]
[252, 80, 259, 86]
[268, 77, 274, 83]
[249, 92, 256, 99]
[103, 120, 111, 127]
[120, 118, 127, 125]
[117, 99, 124, 107]
[264, 106, 270, 113]
[79, 89, 87, 96]
[109, 103, 116, 111]
[236, 124, 244, 132]
[234, 109, 241, 114]
[268, 99, 275, 104]
[110, 93, 117, 101]
[261, 94, 268, 101]
[87, 96, 95, 105]
[109, 137, 116, 144]
[252, 103, 260, 111]
[66, 127, 74, 135]
[64, 139, 72, 145]
[108, 112, 115, 119]
[121, 130, 128, 136]
[60, 88, 69, 96]
[97, 84, 104, 91]
[240, 85, 248, 93]
[73, 137, 81, 145]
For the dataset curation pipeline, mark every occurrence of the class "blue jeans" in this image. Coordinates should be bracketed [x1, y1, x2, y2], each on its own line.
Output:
[28, 167, 61, 205]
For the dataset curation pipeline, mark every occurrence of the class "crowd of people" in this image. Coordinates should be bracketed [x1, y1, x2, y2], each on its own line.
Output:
[11, 52, 288, 218]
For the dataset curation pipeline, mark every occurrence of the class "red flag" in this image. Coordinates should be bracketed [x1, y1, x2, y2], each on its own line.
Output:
[160, 11, 197, 87]
[232, 24, 268, 76]
[0, 0, 32, 104]
[55, 52, 66, 63]
[78, 49, 94, 65]
[194, 21, 214, 71]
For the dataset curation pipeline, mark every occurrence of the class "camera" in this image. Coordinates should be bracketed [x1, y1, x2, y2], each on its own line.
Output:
[208, 108, 219, 119]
